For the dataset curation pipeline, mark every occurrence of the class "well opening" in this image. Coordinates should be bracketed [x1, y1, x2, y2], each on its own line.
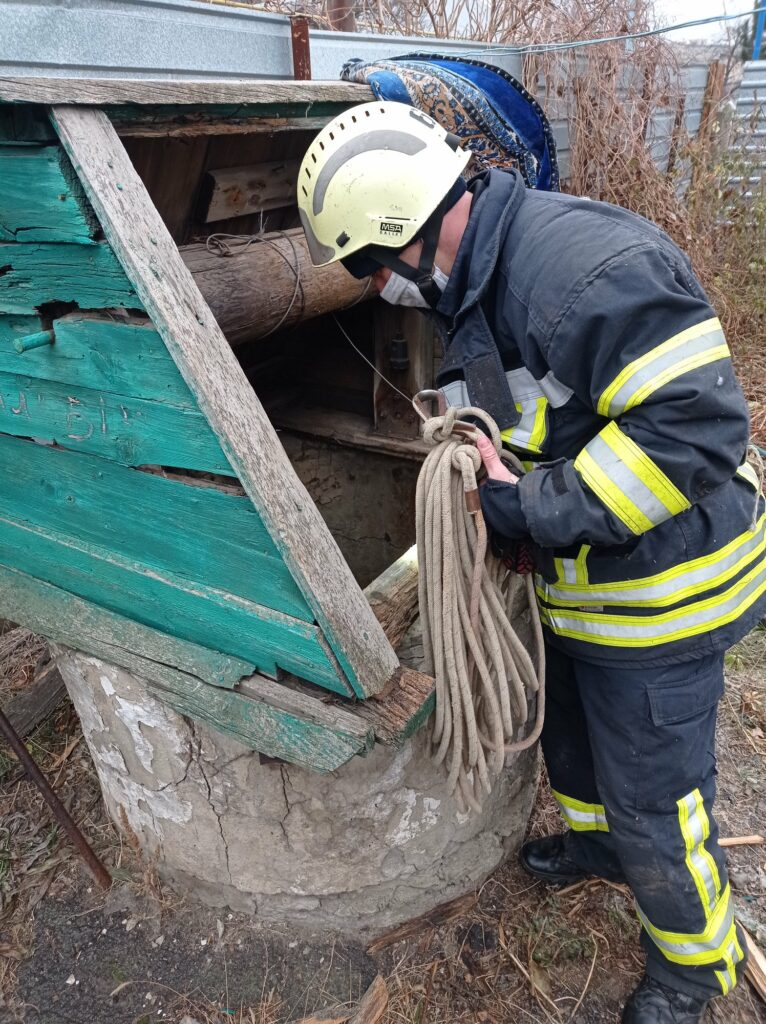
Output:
[124, 130, 433, 586]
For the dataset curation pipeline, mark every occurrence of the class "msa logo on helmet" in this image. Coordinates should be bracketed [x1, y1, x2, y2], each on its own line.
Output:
[379, 221, 404, 237]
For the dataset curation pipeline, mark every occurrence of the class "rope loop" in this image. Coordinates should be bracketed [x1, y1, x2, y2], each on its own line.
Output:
[415, 403, 546, 814]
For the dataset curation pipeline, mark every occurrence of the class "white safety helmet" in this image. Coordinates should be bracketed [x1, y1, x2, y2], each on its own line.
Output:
[297, 101, 472, 301]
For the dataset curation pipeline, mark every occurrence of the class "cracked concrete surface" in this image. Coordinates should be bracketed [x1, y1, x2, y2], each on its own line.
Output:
[54, 645, 538, 938]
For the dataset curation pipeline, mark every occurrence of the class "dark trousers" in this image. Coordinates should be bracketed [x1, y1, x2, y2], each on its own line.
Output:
[541, 642, 747, 999]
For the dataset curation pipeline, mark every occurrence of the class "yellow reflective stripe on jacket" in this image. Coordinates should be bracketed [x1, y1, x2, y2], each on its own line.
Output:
[540, 553, 766, 646]
[597, 317, 730, 418]
[574, 422, 690, 535]
[554, 545, 591, 587]
[501, 396, 548, 454]
[678, 789, 721, 915]
[538, 513, 766, 609]
[551, 789, 609, 832]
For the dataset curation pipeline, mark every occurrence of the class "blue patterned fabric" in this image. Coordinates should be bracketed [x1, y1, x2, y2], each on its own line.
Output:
[341, 53, 559, 191]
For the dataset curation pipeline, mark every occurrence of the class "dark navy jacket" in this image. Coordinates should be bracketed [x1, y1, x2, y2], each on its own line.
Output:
[435, 168, 766, 665]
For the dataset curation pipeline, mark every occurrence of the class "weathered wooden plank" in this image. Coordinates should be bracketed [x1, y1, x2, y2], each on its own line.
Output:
[352, 667, 435, 746]
[0, 564, 367, 769]
[0, 313, 196, 404]
[113, 114, 333, 140]
[0, 513, 351, 693]
[0, 370, 233, 474]
[152, 669, 372, 771]
[0, 435, 312, 622]
[0, 79, 371, 107]
[0, 241, 140, 314]
[52, 104, 399, 699]
[0, 145, 98, 243]
[275, 406, 429, 462]
[0, 562, 253, 688]
[201, 160, 300, 223]
[3, 661, 67, 737]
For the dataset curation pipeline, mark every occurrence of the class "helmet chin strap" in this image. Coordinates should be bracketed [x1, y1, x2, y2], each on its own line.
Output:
[368, 195, 449, 308]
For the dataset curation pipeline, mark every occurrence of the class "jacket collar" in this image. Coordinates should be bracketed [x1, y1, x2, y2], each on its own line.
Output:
[437, 168, 527, 326]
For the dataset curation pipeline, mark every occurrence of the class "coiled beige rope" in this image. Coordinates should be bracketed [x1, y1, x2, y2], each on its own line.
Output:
[415, 405, 546, 813]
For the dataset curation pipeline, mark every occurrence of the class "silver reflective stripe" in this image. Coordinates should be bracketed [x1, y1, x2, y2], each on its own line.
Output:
[604, 325, 727, 416]
[542, 557, 766, 642]
[441, 367, 573, 412]
[539, 370, 574, 408]
[441, 379, 470, 408]
[585, 433, 674, 527]
[679, 791, 718, 913]
[717, 963, 736, 994]
[562, 804, 608, 828]
[539, 515, 766, 607]
[560, 560, 578, 584]
[506, 366, 545, 401]
[636, 901, 734, 961]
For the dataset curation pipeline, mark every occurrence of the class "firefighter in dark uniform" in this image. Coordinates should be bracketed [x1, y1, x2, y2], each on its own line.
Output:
[297, 102, 766, 1023]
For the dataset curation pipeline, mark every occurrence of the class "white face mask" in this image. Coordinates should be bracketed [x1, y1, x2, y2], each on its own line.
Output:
[379, 266, 450, 308]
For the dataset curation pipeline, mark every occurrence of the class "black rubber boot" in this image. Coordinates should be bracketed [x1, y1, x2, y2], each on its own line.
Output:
[519, 833, 589, 885]
[622, 976, 709, 1023]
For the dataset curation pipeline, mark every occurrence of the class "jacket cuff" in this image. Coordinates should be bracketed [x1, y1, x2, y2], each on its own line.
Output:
[479, 480, 529, 539]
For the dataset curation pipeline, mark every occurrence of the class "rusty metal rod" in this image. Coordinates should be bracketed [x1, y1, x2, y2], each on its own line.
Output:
[0, 706, 112, 890]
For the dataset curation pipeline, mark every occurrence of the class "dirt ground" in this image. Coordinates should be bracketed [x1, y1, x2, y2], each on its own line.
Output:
[1, 623, 765, 1024]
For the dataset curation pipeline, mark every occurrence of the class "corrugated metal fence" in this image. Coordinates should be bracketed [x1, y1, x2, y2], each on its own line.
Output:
[0, 0, 722, 184]
[733, 60, 766, 192]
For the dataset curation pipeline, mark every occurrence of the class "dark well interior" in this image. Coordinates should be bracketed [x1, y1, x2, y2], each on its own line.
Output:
[124, 128, 438, 587]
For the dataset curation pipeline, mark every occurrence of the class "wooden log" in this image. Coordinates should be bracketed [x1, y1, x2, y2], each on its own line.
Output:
[201, 160, 300, 223]
[349, 976, 387, 1024]
[180, 229, 372, 345]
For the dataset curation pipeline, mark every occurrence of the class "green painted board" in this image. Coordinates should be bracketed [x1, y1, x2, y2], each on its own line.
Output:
[0, 561, 253, 688]
[0, 435, 312, 622]
[151, 674, 372, 772]
[0, 241, 140, 314]
[0, 512, 351, 693]
[0, 370, 234, 474]
[0, 145, 98, 243]
[0, 313, 196, 404]
[0, 564, 370, 769]
[0, 314, 41, 344]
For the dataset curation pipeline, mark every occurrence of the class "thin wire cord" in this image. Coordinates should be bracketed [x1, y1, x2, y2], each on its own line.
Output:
[333, 314, 414, 407]
[394, 7, 763, 59]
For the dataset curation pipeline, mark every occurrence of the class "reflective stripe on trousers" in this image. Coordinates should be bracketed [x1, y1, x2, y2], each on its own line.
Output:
[637, 790, 745, 985]
[551, 788, 609, 832]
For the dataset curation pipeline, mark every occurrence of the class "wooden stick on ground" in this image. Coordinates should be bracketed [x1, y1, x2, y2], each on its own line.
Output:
[719, 835, 765, 848]
[349, 975, 388, 1024]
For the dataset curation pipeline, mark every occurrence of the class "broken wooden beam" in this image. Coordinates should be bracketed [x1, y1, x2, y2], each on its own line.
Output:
[200, 160, 300, 223]
[742, 925, 766, 1002]
[180, 228, 373, 345]
[364, 545, 419, 651]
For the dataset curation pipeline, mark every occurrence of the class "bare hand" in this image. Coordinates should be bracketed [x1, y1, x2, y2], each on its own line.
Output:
[476, 435, 518, 484]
